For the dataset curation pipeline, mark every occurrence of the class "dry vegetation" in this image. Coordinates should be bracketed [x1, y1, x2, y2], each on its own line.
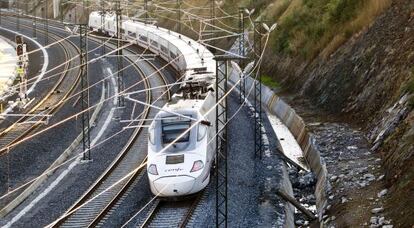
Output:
[264, 0, 392, 60]
[126, 0, 392, 64]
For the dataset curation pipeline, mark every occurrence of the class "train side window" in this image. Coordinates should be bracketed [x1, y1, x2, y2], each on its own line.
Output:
[139, 35, 148, 42]
[161, 45, 168, 54]
[150, 40, 159, 48]
[170, 52, 177, 60]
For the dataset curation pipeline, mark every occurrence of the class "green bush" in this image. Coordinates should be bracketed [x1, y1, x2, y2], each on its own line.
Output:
[261, 75, 280, 88]
[403, 71, 414, 108]
[405, 79, 414, 94]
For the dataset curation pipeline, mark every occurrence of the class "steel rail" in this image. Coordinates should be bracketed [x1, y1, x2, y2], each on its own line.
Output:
[139, 193, 203, 228]
[0, 17, 82, 156]
[54, 37, 171, 228]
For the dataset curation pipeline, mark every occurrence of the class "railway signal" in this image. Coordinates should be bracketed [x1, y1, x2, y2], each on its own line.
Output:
[15, 36, 29, 106]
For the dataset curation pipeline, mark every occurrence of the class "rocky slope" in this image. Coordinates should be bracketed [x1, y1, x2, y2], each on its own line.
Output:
[269, 0, 414, 226]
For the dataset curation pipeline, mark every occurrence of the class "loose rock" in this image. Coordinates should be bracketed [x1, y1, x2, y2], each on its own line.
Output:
[378, 189, 388, 197]
[370, 216, 378, 224]
[378, 217, 385, 225]
[371, 207, 384, 214]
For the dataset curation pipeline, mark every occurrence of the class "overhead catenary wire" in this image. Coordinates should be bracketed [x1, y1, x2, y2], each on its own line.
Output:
[0, 0, 254, 164]
[0, 14, 155, 103]
[45, 31, 271, 227]
[121, 33, 271, 227]
[3, 2, 272, 223]
[0, 70, 188, 203]
[0, 16, 126, 91]
[0, 48, 197, 157]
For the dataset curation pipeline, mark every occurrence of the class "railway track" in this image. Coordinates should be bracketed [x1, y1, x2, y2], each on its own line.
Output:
[0, 18, 81, 155]
[51, 38, 172, 227]
[139, 194, 202, 228]
[6, 16, 191, 227]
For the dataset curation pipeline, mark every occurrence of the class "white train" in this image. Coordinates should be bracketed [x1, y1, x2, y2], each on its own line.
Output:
[89, 12, 218, 197]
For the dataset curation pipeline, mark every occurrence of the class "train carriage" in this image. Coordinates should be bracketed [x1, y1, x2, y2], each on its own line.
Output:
[89, 12, 218, 197]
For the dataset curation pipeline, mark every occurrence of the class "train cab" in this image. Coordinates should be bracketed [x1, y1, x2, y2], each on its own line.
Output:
[147, 99, 214, 197]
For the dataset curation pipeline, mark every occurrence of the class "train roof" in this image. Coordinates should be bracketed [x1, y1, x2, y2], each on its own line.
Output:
[164, 99, 205, 112]
[122, 20, 216, 80]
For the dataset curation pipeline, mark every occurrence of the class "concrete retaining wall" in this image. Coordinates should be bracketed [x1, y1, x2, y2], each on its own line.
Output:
[229, 68, 330, 221]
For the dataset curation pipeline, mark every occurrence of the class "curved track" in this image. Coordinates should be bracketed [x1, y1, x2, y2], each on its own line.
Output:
[53, 41, 172, 227]
[2, 14, 199, 227]
[0, 19, 81, 156]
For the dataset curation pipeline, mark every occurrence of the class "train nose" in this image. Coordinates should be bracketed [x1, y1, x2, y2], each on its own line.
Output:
[153, 176, 196, 196]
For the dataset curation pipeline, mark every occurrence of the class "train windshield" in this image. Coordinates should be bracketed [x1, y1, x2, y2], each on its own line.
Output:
[161, 116, 192, 144]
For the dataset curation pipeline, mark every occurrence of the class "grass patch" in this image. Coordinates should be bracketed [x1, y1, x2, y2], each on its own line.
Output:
[403, 78, 414, 94]
[261, 75, 280, 88]
[269, 0, 391, 59]
[403, 78, 414, 108]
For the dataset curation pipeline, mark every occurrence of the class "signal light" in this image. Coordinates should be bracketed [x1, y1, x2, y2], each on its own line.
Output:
[16, 45, 23, 56]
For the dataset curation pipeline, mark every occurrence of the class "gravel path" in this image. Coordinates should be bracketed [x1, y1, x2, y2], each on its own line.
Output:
[284, 96, 392, 227]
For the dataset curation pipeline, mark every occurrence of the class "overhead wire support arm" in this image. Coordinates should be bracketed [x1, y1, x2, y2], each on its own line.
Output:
[100, 0, 106, 55]
[33, 4, 37, 38]
[79, 23, 91, 161]
[209, 0, 216, 54]
[44, 0, 49, 45]
[176, 0, 181, 34]
[238, 7, 246, 104]
[215, 58, 228, 228]
[116, 1, 125, 107]
[144, 0, 148, 25]
[16, 2, 20, 31]
[253, 21, 264, 159]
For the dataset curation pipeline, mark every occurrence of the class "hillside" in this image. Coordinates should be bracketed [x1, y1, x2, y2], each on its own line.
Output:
[256, 0, 414, 226]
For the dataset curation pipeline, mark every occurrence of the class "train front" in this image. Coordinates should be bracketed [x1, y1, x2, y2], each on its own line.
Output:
[146, 101, 213, 198]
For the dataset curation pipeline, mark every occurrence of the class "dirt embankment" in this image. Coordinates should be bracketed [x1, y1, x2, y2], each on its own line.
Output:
[267, 0, 414, 226]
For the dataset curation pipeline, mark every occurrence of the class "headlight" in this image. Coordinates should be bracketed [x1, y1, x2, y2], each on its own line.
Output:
[190, 160, 204, 172]
[149, 125, 155, 145]
[197, 124, 207, 141]
[148, 164, 158, 175]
